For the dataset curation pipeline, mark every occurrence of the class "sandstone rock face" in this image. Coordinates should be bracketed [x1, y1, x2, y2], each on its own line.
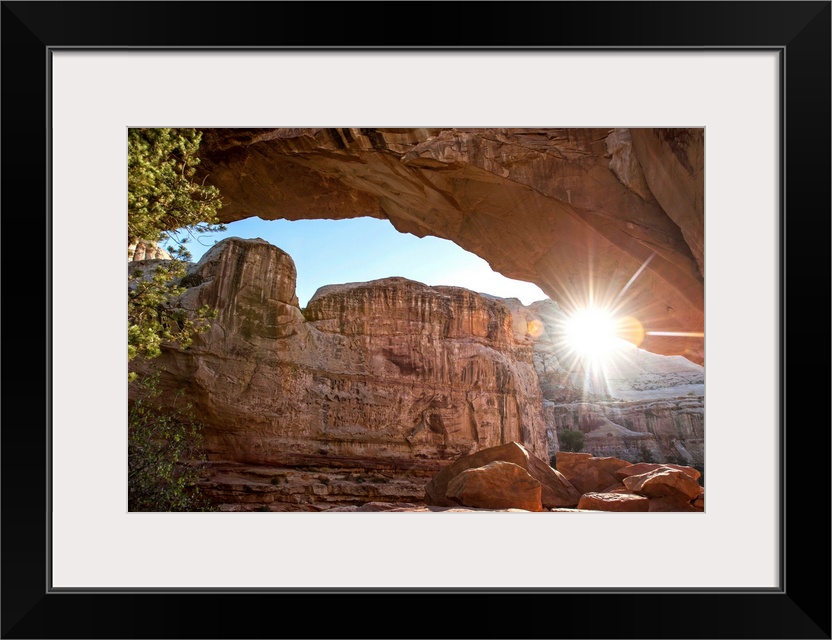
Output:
[616, 462, 701, 482]
[622, 467, 702, 502]
[180, 238, 304, 340]
[553, 452, 595, 479]
[577, 492, 650, 512]
[446, 461, 543, 512]
[546, 400, 704, 467]
[128, 236, 706, 512]
[554, 453, 631, 495]
[196, 128, 704, 363]
[424, 441, 580, 509]
[630, 129, 705, 278]
[132, 239, 550, 508]
[648, 496, 699, 512]
[551, 455, 702, 513]
[128, 240, 172, 261]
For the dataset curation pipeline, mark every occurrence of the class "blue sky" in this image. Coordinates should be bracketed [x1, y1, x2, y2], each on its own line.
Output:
[175, 217, 548, 308]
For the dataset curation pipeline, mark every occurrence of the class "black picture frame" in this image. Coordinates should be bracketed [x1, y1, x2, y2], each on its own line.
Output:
[2, 2, 829, 638]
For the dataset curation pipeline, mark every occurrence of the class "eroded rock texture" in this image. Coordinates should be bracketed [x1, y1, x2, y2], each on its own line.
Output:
[196, 128, 704, 364]
[131, 238, 548, 508]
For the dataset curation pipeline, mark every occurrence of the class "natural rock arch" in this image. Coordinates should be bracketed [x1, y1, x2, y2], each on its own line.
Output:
[196, 127, 704, 364]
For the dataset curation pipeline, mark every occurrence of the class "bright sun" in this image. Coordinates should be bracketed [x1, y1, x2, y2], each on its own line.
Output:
[562, 307, 625, 364]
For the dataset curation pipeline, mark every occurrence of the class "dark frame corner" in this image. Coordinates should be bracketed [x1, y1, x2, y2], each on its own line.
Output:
[2, 2, 829, 638]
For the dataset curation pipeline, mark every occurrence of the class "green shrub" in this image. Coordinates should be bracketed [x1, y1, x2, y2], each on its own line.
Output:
[128, 370, 212, 511]
[639, 445, 655, 463]
[559, 428, 585, 453]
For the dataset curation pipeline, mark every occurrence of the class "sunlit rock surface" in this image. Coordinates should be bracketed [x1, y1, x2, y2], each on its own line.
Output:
[196, 127, 704, 363]
[129, 236, 705, 511]
[424, 441, 580, 509]
[577, 492, 650, 512]
[128, 240, 172, 261]
[131, 238, 549, 509]
[445, 460, 544, 512]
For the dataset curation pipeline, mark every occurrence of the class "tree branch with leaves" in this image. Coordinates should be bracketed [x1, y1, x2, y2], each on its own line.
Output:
[127, 128, 224, 511]
[127, 128, 225, 370]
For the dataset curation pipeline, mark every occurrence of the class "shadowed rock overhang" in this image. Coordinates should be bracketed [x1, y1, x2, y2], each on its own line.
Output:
[196, 127, 705, 364]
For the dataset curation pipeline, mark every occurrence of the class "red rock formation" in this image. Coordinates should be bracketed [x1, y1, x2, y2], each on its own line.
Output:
[128, 235, 709, 511]
[128, 240, 172, 261]
[553, 453, 631, 494]
[196, 128, 704, 363]
[622, 466, 702, 502]
[577, 492, 649, 512]
[692, 487, 705, 511]
[446, 461, 544, 512]
[616, 462, 701, 482]
[648, 496, 699, 512]
[131, 239, 552, 508]
[424, 441, 580, 509]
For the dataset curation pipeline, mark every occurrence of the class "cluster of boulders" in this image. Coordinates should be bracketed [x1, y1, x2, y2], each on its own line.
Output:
[423, 442, 704, 512]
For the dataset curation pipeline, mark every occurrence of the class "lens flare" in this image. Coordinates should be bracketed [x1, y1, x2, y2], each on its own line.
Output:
[563, 307, 620, 360]
[615, 315, 645, 347]
[527, 319, 545, 338]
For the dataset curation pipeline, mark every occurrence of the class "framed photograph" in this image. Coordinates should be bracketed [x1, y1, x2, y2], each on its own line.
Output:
[3, 2, 829, 638]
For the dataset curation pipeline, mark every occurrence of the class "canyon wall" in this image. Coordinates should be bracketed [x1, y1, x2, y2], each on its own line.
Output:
[130, 237, 704, 510]
[130, 238, 547, 485]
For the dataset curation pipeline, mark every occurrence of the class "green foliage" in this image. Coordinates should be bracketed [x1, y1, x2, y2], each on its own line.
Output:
[128, 128, 225, 250]
[127, 130, 223, 510]
[559, 428, 585, 453]
[127, 128, 225, 371]
[128, 261, 217, 366]
[128, 370, 213, 511]
[638, 445, 655, 463]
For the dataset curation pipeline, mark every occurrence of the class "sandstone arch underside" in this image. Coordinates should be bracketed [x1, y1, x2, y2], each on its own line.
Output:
[197, 128, 704, 364]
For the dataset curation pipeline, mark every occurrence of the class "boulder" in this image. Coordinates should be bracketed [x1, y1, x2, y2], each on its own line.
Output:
[622, 467, 702, 502]
[648, 496, 699, 512]
[577, 492, 649, 512]
[693, 487, 705, 511]
[425, 441, 580, 508]
[555, 454, 632, 494]
[569, 467, 622, 496]
[599, 482, 631, 494]
[446, 461, 543, 512]
[554, 452, 593, 479]
[616, 462, 701, 482]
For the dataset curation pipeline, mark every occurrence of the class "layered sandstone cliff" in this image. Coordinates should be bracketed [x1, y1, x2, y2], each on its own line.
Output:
[130, 238, 549, 508]
[195, 128, 705, 364]
[129, 236, 704, 510]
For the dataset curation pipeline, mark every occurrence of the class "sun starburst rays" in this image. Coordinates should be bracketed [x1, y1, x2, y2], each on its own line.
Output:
[539, 251, 702, 400]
